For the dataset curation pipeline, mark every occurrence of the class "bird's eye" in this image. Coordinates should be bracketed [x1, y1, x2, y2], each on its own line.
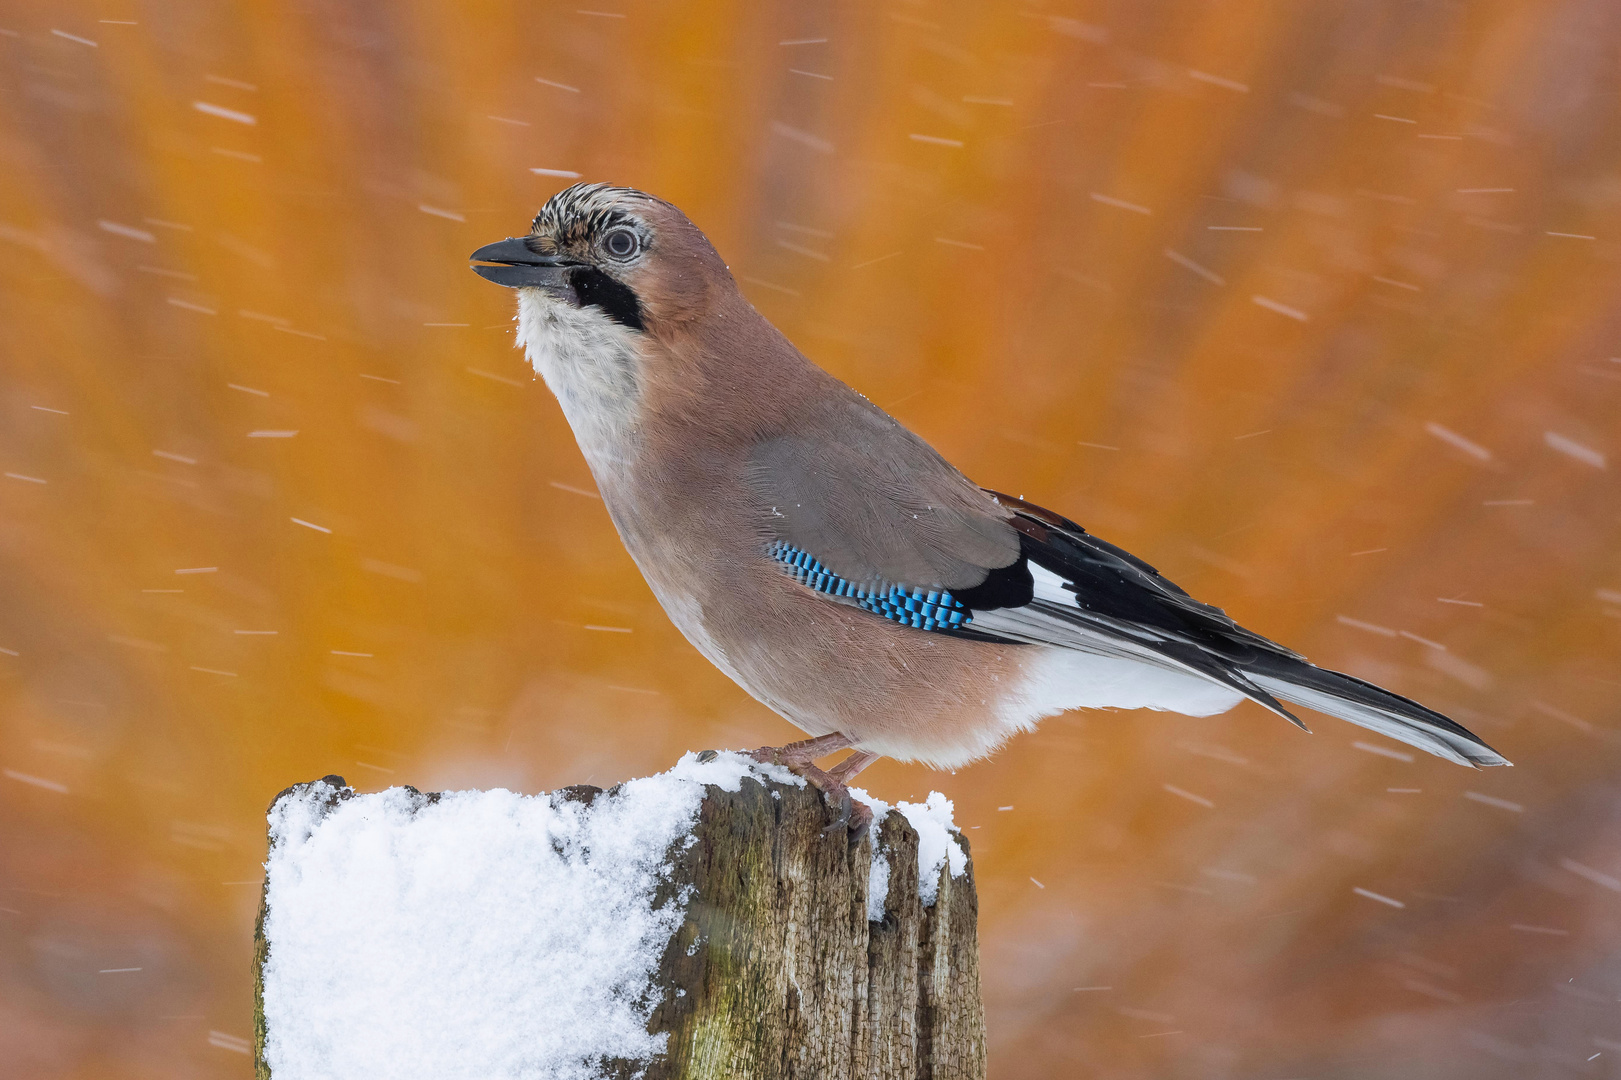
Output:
[603, 228, 639, 259]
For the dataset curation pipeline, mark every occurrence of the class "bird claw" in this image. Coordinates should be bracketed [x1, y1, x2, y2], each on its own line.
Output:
[748, 745, 786, 767]
[847, 812, 873, 845]
[748, 736, 873, 842]
[821, 789, 874, 842]
[796, 766, 872, 842]
[749, 731, 852, 770]
[822, 788, 854, 833]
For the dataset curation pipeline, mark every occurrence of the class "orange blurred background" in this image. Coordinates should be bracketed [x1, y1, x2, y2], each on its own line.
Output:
[2, 0, 1619, 1075]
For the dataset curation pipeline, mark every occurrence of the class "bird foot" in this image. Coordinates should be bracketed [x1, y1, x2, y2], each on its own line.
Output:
[748, 730, 853, 769]
[749, 744, 874, 841]
[802, 764, 875, 841]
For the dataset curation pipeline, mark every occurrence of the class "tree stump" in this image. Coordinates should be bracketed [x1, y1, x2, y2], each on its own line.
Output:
[252, 753, 985, 1079]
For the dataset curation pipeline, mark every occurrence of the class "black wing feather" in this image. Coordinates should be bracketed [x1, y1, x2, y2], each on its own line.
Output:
[982, 492, 1299, 663]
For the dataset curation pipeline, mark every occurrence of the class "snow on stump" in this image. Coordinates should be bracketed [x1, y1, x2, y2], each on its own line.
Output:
[251, 752, 985, 1079]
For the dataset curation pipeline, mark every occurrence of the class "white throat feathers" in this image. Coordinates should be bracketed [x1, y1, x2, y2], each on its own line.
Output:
[516, 289, 645, 478]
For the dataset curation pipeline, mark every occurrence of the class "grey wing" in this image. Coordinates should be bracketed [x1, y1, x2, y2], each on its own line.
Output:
[743, 395, 1020, 590]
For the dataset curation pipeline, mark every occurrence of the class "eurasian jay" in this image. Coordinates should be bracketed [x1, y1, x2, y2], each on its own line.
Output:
[471, 184, 1508, 828]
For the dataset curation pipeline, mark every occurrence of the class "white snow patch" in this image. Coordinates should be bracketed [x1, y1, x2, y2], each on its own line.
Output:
[848, 786, 891, 824]
[866, 851, 891, 922]
[852, 787, 970, 911]
[260, 751, 782, 1080]
[898, 792, 971, 905]
[666, 749, 802, 791]
[850, 787, 895, 921]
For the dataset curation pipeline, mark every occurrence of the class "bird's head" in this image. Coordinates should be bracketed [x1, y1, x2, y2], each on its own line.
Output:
[470, 184, 797, 456]
[470, 183, 730, 339]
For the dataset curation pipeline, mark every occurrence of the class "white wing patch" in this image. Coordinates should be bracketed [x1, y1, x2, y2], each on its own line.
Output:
[1029, 561, 1074, 604]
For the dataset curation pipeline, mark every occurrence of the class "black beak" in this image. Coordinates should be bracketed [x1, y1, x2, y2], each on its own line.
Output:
[469, 237, 577, 290]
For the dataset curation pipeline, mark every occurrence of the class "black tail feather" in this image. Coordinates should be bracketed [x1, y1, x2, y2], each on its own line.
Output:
[1248, 656, 1509, 768]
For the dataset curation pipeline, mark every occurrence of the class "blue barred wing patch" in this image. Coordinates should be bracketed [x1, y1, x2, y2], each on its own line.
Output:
[768, 541, 972, 632]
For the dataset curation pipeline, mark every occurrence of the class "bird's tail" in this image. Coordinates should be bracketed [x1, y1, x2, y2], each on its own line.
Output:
[1246, 656, 1510, 768]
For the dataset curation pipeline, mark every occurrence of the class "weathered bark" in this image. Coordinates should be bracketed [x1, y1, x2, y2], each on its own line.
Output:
[644, 776, 984, 1078]
[254, 770, 985, 1079]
